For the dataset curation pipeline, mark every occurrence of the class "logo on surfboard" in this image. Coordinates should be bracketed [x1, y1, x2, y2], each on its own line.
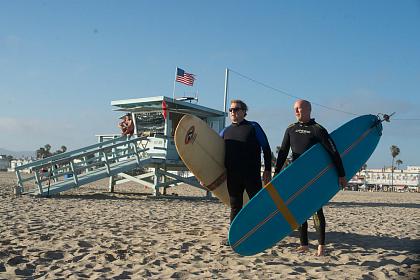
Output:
[185, 126, 197, 144]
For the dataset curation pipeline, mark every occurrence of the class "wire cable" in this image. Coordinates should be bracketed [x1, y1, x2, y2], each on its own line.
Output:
[229, 68, 419, 121]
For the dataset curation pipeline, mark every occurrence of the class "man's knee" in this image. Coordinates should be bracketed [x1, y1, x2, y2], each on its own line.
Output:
[245, 179, 262, 198]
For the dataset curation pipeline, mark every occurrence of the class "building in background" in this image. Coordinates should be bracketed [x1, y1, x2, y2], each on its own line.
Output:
[349, 166, 420, 192]
[8, 158, 34, 173]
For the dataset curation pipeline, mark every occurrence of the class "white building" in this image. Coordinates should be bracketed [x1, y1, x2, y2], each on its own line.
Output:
[8, 158, 34, 173]
[407, 166, 420, 172]
[349, 166, 420, 192]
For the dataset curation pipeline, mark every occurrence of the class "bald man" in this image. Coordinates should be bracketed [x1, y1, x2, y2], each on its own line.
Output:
[275, 99, 347, 256]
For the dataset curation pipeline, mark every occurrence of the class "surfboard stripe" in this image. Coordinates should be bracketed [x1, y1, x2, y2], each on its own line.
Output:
[286, 163, 333, 205]
[205, 171, 226, 191]
[265, 183, 299, 230]
[341, 126, 374, 157]
[232, 209, 280, 249]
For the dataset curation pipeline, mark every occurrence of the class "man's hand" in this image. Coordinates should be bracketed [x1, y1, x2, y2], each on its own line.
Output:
[338, 176, 347, 188]
[262, 170, 272, 185]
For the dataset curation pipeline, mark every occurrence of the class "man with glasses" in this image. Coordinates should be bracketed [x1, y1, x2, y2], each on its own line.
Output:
[220, 100, 272, 246]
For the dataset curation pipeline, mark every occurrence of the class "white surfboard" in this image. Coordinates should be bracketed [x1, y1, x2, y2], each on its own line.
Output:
[174, 115, 249, 206]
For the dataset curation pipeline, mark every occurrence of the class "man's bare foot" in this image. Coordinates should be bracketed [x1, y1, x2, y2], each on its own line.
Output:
[296, 245, 309, 253]
[316, 245, 325, 256]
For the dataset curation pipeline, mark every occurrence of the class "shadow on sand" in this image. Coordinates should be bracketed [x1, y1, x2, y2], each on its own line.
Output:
[43, 191, 221, 204]
[326, 231, 419, 254]
[328, 201, 420, 209]
[287, 230, 419, 269]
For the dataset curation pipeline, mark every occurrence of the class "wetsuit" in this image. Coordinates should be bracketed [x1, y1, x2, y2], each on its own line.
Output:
[275, 119, 345, 246]
[220, 119, 272, 222]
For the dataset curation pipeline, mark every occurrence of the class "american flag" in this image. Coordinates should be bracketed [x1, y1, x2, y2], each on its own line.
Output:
[176, 67, 195, 86]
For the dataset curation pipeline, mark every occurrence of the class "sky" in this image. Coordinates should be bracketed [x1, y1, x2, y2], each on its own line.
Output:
[1, 0, 419, 168]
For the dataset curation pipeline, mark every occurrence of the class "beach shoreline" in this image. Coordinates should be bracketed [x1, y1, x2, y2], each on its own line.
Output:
[1, 171, 419, 279]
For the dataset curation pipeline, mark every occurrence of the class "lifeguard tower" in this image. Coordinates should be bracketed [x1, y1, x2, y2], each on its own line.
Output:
[101, 96, 226, 195]
[14, 96, 226, 197]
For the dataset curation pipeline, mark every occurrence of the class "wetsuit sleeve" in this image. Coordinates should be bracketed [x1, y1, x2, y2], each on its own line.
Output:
[219, 127, 226, 138]
[315, 125, 346, 177]
[251, 122, 272, 171]
[275, 127, 291, 174]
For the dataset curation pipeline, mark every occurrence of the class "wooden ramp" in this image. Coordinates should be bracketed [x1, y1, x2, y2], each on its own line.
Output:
[15, 136, 152, 196]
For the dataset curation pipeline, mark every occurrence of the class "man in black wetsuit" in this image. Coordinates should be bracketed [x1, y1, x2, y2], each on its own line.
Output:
[220, 100, 272, 245]
[275, 99, 347, 256]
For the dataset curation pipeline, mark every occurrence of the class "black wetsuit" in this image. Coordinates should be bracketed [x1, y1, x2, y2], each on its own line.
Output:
[220, 119, 272, 222]
[275, 119, 345, 246]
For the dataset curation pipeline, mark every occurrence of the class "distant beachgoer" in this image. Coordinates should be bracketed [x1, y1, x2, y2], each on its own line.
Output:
[119, 114, 134, 136]
[274, 99, 347, 256]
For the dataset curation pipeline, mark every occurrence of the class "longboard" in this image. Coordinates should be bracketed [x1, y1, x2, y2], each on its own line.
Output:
[174, 115, 249, 206]
[229, 114, 383, 255]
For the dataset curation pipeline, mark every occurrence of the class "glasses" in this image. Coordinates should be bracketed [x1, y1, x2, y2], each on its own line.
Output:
[229, 107, 242, 113]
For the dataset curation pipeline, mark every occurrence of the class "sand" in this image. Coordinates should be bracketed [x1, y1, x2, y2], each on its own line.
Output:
[0, 171, 419, 279]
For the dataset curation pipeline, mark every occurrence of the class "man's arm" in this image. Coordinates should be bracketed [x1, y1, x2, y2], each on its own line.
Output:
[252, 122, 272, 184]
[315, 125, 347, 187]
[252, 122, 271, 171]
[219, 127, 227, 138]
[274, 128, 291, 175]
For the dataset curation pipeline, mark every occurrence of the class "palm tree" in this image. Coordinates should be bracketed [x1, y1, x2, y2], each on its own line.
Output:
[390, 145, 400, 191]
[44, 144, 52, 154]
[36, 144, 53, 159]
[36, 147, 46, 159]
[55, 145, 68, 154]
[396, 159, 403, 169]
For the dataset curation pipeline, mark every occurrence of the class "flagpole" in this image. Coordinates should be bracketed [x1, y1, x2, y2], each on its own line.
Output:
[172, 67, 178, 100]
[223, 67, 229, 114]
[195, 75, 198, 102]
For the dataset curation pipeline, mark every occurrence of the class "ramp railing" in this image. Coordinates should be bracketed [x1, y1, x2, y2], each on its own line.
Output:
[15, 136, 150, 196]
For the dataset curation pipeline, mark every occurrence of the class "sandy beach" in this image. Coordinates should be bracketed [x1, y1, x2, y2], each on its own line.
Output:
[0, 171, 418, 279]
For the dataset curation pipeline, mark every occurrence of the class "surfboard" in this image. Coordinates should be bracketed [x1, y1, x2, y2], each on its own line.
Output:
[228, 114, 383, 256]
[174, 114, 249, 206]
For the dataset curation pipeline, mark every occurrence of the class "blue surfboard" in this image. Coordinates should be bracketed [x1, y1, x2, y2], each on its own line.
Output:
[228, 114, 383, 256]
